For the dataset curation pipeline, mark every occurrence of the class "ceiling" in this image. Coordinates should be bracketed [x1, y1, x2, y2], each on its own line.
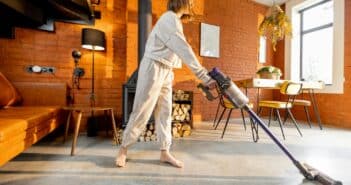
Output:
[0, 0, 95, 38]
[252, 0, 290, 6]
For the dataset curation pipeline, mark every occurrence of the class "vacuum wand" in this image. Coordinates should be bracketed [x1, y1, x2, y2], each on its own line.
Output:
[199, 67, 342, 185]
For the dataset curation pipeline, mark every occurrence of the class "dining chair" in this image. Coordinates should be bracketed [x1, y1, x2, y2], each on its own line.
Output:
[258, 81, 303, 140]
[288, 96, 312, 128]
[287, 86, 324, 129]
[213, 88, 256, 140]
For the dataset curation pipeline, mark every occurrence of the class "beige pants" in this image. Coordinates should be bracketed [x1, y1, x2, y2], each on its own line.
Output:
[122, 58, 173, 150]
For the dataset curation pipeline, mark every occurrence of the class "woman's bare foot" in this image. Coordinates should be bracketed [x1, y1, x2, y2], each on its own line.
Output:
[115, 147, 127, 167]
[160, 150, 184, 168]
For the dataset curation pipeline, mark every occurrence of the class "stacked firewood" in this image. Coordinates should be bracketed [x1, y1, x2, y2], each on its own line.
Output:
[171, 90, 192, 138]
[172, 123, 192, 138]
[138, 123, 157, 142]
[113, 129, 124, 145]
[173, 90, 191, 101]
[172, 103, 191, 122]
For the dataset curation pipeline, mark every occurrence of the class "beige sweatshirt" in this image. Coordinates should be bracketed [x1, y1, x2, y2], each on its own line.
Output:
[144, 11, 211, 84]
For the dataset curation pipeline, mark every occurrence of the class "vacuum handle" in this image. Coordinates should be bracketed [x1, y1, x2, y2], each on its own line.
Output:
[197, 83, 216, 101]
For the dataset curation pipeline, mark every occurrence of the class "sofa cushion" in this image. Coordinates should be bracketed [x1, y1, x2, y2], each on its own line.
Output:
[0, 106, 61, 142]
[0, 119, 61, 166]
[13, 82, 67, 106]
[0, 119, 60, 149]
[0, 72, 22, 108]
[0, 119, 27, 142]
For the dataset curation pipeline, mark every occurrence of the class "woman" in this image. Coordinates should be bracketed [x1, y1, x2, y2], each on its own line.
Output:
[116, 0, 215, 168]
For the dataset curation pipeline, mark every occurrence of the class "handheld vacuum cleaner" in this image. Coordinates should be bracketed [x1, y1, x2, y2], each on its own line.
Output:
[198, 67, 342, 185]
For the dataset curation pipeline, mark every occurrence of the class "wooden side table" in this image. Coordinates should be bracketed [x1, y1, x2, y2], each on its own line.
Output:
[62, 106, 119, 156]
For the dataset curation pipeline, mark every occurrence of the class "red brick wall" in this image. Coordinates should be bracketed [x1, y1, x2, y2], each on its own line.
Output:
[274, 1, 351, 128]
[127, 0, 273, 127]
[0, 0, 272, 129]
[197, 0, 274, 123]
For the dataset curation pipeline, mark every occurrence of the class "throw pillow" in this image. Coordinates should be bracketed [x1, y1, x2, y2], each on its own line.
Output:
[0, 72, 22, 108]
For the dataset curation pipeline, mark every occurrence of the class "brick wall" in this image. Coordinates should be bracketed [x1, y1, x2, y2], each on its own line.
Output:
[274, 1, 351, 128]
[127, 0, 273, 127]
[0, 0, 272, 129]
[197, 0, 274, 123]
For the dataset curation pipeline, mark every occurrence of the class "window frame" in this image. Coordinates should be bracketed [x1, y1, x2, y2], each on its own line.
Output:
[285, 0, 345, 94]
[299, 0, 333, 84]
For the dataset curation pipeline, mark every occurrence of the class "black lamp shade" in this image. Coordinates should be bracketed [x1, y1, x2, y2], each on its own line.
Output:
[81, 28, 105, 51]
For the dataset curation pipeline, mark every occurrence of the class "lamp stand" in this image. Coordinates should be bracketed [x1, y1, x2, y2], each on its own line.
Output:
[90, 47, 96, 107]
[87, 46, 97, 137]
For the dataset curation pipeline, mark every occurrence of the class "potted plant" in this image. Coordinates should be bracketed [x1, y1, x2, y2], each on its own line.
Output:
[256, 66, 282, 80]
[258, 5, 292, 51]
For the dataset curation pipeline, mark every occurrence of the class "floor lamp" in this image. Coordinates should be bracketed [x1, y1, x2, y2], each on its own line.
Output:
[81, 28, 105, 107]
[81, 28, 105, 136]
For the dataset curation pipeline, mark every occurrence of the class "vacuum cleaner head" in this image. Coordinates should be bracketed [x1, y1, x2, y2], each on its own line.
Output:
[297, 162, 343, 185]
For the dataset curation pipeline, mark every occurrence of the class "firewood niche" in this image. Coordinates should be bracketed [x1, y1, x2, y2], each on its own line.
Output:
[171, 90, 193, 138]
[137, 90, 193, 142]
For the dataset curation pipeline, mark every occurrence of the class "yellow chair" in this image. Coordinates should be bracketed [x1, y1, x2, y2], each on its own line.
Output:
[291, 98, 312, 128]
[258, 81, 303, 140]
[285, 88, 324, 129]
[214, 91, 256, 140]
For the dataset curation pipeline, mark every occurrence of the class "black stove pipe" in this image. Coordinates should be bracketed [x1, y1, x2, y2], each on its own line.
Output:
[138, 0, 152, 64]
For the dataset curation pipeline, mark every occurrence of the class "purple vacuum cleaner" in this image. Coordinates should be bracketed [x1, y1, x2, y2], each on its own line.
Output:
[198, 67, 342, 185]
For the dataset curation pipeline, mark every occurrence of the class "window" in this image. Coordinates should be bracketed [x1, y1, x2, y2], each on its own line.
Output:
[299, 0, 333, 84]
[285, 0, 344, 94]
[259, 36, 266, 63]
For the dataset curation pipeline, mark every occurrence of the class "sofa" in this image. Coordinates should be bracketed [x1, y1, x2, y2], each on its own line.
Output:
[0, 79, 67, 166]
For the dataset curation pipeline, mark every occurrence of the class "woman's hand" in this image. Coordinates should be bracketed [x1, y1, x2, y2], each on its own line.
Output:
[206, 79, 217, 90]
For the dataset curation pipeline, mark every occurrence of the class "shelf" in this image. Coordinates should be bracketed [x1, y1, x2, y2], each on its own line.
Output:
[172, 90, 193, 127]
[173, 100, 192, 103]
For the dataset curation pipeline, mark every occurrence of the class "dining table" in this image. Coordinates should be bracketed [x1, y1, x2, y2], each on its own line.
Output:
[234, 78, 325, 130]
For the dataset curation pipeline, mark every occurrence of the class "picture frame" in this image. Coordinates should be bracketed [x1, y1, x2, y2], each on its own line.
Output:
[200, 23, 220, 58]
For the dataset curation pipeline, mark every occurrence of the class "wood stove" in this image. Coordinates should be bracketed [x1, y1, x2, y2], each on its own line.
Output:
[122, 0, 152, 128]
